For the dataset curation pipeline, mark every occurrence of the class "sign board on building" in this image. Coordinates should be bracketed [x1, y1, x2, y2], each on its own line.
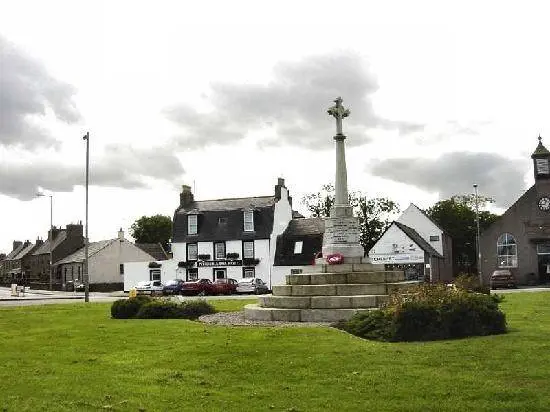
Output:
[197, 260, 243, 267]
[369, 253, 425, 264]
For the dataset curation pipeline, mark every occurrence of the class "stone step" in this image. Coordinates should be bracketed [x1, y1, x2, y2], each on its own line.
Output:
[301, 263, 386, 273]
[273, 281, 419, 297]
[259, 294, 388, 309]
[285, 271, 405, 285]
[244, 304, 376, 322]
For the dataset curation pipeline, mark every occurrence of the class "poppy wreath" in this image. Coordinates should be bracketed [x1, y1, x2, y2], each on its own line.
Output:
[326, 253, 344, 265]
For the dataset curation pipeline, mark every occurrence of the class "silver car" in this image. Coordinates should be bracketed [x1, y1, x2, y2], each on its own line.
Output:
[236, 277, 269, 294]
[135, 280, 164, 296]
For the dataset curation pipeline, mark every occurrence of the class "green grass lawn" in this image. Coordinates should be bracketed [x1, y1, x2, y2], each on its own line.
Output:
[0, 293, 549, 411]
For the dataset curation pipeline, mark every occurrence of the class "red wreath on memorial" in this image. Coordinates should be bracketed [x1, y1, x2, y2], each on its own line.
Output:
[326, 253, 344, 265]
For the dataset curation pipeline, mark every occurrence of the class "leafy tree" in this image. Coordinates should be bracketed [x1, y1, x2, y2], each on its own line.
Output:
[426, 199, 499, 275]
[130, 215, 172, 250]
[301, 184, 400, 253]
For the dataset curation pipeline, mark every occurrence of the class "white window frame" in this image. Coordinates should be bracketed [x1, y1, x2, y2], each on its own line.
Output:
[243, 267, 255, 278]
[214, 242, 226, 260]
[188, 215, 198, 235]
[243, 241, 254, 259]
[187, 243, 198, 261]
[294, 241, 303, 254]
[497, 233, 518, 268]
[244, 211, 254, 232]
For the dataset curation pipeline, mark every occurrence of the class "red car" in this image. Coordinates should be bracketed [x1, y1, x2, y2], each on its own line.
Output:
[181, 279, 214, 296]
[211, 278, 238, 295]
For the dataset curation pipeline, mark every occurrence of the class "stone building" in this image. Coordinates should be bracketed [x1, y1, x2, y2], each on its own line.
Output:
[480, 137, 550, 285]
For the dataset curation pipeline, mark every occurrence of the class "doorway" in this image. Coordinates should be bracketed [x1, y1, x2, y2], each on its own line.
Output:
[537, 243, 550, 284]
[213, 268, 227, 281]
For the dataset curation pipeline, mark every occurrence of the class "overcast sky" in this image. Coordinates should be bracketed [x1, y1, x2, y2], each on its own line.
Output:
[0, 0, 548, 253]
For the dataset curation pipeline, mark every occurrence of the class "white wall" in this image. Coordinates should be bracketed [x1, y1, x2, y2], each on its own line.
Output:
[86, 239, 155, 284]
[123, 259, 178, 291]
[368, 224, 425, 264]
[269, 186, 293, 287]
[397, 204, 444, 255]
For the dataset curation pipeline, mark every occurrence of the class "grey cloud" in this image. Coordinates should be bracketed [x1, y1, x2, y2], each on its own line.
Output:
[0, 145, 184, 200]
[369, 152, 529, 208]
[0, 36, 80, 150]
[164, 51, 424, 150]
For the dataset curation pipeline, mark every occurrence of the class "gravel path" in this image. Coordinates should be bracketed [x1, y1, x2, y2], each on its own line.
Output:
[198, 310, 332, 327]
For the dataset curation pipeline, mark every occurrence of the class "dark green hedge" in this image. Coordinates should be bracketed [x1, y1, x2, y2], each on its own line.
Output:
[111, 297, 215, 320]
[336, 284, 506, 342]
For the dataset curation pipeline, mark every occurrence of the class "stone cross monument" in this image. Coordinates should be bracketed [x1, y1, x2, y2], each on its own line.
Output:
[321, 97, 365, 263]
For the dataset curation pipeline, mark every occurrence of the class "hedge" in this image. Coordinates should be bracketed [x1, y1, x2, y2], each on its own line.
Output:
[111, 297, 215, 320]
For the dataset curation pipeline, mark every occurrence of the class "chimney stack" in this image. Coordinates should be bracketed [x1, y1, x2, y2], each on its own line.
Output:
[274, 177, 288, 201]
[12, 240, 22, 251]
[180, 185, 194, 208]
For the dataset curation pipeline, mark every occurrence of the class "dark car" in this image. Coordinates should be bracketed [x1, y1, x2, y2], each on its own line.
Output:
[490, 270, 517, 289]
[181, 278, 214, 296]
[211, 278, 238, 295]
[162, 279, 186, 295]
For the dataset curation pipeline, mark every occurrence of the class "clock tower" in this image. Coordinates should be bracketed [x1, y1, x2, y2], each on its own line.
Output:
[532, 136, 550, 212]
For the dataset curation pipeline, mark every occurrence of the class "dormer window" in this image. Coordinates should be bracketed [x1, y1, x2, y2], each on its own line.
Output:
[294, 241, 303, 254]
[188, 215, 198, 235]
[243, 211, 254, 232]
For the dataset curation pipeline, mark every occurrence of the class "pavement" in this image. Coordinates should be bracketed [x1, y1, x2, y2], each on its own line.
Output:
[0, 286, 125, 302]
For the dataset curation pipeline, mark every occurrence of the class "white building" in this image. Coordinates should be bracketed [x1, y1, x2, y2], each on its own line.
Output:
[170, 178, 316, 289]
[54, 229, 161, 290]
[368, 204, 453, 282]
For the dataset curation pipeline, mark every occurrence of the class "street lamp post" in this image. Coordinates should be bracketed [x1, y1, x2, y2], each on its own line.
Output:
[83, 132, 90, 303]
[473, 184, 482, 285]
[37, 192, 53, 290]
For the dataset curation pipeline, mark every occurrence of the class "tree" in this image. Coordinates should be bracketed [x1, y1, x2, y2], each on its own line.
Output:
[301, 184, 400, 253]
[130, 215, 173, 250]
[426, 199, 499, 274]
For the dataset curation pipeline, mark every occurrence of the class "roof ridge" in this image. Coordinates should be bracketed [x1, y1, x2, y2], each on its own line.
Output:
[195, 195, 274, 202]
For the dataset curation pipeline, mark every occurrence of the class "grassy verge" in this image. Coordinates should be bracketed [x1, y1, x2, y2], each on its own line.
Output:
[0, 293, 549, 411]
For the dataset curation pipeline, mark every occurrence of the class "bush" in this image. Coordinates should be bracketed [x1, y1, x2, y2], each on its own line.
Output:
[135, 299, 216, 320]
[454, 273, 490, 295]
[111, 296, 152, 319]
[336, 284, 507, 342]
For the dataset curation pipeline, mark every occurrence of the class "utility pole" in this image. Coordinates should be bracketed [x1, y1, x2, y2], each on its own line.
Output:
[83, 132, 90, 302]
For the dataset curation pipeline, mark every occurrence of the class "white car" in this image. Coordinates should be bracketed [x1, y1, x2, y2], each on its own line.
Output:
[135, 280, 164, 296]
[236, 277, 269, 294]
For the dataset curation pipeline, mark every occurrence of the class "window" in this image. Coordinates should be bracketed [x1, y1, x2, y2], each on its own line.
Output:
[214, 268, 227, 280]
[243, 241, 254, 259]
[243, 267, 255, 278]
[187, 243, 198, 261]
[188, 215, 198, 235]
[497, 233, 518, 268]
[244, 211, 254, 232]
[294, 241, 303, 254]
[150, 269, 161, 281]
[214, 242, 226, 259]
[187, 268, 198, 281]
[218, 217, 227, 225]
[119, 264, 124, 275]
[429, 235, 440, 242]
[536, 158, 550, 175]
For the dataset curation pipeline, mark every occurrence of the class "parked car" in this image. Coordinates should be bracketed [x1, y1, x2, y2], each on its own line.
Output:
[490, 270, 517, 289]
[236, 277, 269, 294]
[135, 280, 164, 296]
[181, 278, 214, 296]
[211, 278, 238, 295]
[162, 279, 186, 295]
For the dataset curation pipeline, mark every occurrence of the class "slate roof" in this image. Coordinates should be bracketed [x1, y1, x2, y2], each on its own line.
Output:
[394, 222, 443, 258]
[135, 243, 170, 261]
[33, 231, 67, 255]
[173, 196, 276, 242]
[13, 242, 35, 260]
[274, 218, 325, 266]
[6, 243, 26, 260]
[54, 239, 114, 265]
[532, 138, 550, 157]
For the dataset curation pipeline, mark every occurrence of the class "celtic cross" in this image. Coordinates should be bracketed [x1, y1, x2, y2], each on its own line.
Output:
[327, 97, 350, 136]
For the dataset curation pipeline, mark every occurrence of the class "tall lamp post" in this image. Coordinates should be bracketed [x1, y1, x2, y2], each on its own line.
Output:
[36, 192, 53, 290]
[83, 132, 90, 303]
[473, 184, 482, 285]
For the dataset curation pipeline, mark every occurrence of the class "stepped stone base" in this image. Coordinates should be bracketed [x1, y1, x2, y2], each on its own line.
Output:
[244, 263, 419, 323]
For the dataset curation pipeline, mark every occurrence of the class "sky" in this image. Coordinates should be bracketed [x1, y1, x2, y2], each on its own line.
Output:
[1, 0, 549, 253]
